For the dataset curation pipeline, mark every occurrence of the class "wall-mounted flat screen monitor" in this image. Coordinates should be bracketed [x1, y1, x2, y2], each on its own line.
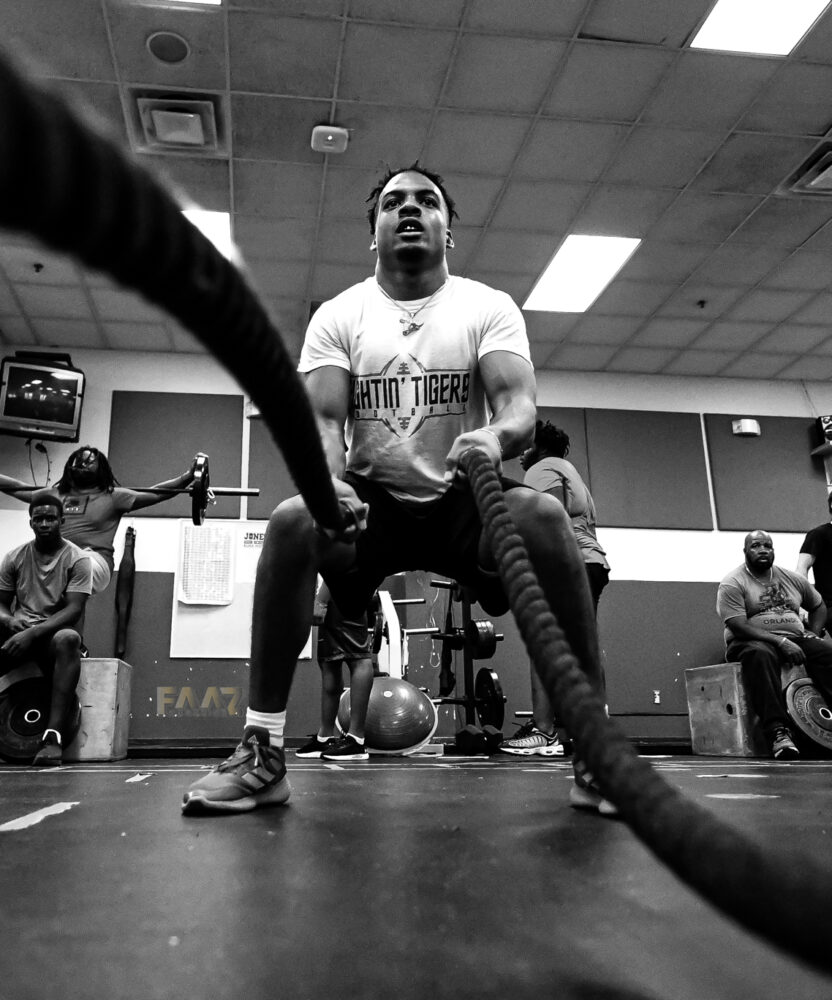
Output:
[0, 354, 85, 442]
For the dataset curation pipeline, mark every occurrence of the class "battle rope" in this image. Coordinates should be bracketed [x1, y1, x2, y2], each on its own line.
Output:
[462, 446, 832, 975]
[0, 50, 344, 535]
[1, 48, 830, 976]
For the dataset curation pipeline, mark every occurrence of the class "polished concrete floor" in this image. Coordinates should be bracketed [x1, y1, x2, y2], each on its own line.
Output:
[1, 752, 831, 1000]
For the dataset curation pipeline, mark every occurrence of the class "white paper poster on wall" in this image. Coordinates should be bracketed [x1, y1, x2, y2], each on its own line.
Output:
[170, 521, 312, 660]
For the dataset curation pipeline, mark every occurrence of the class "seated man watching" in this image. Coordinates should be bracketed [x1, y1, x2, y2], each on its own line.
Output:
[0, 490, 93, 766]
[716, 529, 832, 760]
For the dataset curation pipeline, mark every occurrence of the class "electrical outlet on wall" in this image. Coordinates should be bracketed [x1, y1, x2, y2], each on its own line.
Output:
[653, 690, 661, 704]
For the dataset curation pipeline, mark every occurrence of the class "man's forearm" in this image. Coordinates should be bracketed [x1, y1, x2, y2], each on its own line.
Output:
[317, 417, 347, 478]
[27, 607, 83, 641]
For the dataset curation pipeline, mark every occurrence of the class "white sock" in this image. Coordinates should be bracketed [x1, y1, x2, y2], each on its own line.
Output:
[43, 728, 62, 745]
[245, 709, 285, 748]
[348, 733, 365, 745]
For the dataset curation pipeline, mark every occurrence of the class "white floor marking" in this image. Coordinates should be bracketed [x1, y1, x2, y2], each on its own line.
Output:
[698, 773, 769, 779]
[125, 773, 153, 783]
[706, 793, 780, 800]
[0, 801, 80, 832]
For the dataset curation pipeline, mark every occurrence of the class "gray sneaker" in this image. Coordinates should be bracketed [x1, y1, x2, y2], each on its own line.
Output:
[182, 726, 291, 814]
[772, 728, 800, 760]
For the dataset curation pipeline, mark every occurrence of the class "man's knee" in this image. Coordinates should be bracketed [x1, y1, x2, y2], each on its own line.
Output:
[736, 640, 780, 669]
[50, 629, 81, 659]
[506, 488, 570, 538]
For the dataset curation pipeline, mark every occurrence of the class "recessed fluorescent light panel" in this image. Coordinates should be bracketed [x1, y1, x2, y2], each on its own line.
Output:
[523, 235, 641, 313]
[690, 0, 830, 56]
[182, 209, 234, 260]
[158, 0, 222, 6]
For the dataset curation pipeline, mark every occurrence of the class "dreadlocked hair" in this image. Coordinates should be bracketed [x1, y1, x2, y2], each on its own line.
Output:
[366, 161, 459, 234]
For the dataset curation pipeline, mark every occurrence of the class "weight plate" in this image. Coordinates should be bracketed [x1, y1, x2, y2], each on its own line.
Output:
[474, 667, 505, 729]
[785, 677, 832, 752]
[0, 676, 81, 762]
[191, 454, 210, 526]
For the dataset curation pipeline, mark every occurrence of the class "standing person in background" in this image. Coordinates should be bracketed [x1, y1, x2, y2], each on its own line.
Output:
[500, 420, 611, 760]
[796, 492, 832, 631]
[0, 446, 201, 593]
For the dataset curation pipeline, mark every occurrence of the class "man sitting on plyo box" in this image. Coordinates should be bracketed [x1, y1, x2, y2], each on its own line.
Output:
[0, 490, 93, 766]
[717, 529, 832, 760]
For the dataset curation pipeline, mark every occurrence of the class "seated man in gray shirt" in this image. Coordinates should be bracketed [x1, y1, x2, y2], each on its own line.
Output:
[716, 529, 832, 759]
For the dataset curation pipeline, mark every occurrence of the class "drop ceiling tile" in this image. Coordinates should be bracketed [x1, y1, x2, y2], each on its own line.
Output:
[55, 81, 128, 147]
[566, 315, 643, 345]
[0, 317, 37, 345]
[727, 288, 814, 323]
[468, 231, 556, 275]
[656, 283, 745, 319]
[246, 258, 314, 297]
[784, 292, 832, 326]
[581, 0, 712, 47]
[444, 226, 483, 272]
[691, 134, 819, 196]
[465, 1, 584, 35]
[436, 175, 507, 228]
[721, 353, 797, 378]
[545, 43, 674, 121]
[694, 322, 773, 351]
[1, 0, 114, 81]
[791, 7, 832, 61]
[229, 13, 341, 96]
[15, 285, 92, 320]
[102, 323, 172, 352]
[754, 324, 828, 354]
[798, 217, 832, 253]
[167, 323, 207, 353]
[0, 282, 18, 314]
[312, 262, 377, 300]
[235, 216, 316, 261]
[811, 336, 832, 356]
[732, 198, 832, 247]
[148, 157, 231, 213]
[739, 64, 832, 137]
[234, 161, 324, 218]
[549, 344, 622, 370]
[572, 186, 677, 237]
[630, 317, 709, 348]
[591, 280, 678, 316]
[89, 287, 166, 323]
[641, 51, 780, 129]
[691, 244, 791, 285]
[109, 3, 226, 91]
[445, 36, 567, 114]
[467, 272, 532, 303]
[529, 341, 558, 367]
[646, 192, 763, 244]
[515, 120, 630, 181]
[315, 221, 375, 263]
[663, 350, 737, 376]
[606, 346, 677, 373]
[425, 113, 531, 175]
[228, 0, 342, 14]
[764, 251, 832, 291]
[340, 24, 456, 106]
[28, 318, 102, 347]
[232, 95, 331, 162]
[0, 247, 81, 285]
[776, 356, 832, 380]
[349, 0, 467, 27]
[619, 242, 716, 283]
[522, 312, 580, 342]
[322, 166, 384, 221]
[604, 127, 727, 189]
[489, 180, 590, 232]
[330, 104, 433, 169]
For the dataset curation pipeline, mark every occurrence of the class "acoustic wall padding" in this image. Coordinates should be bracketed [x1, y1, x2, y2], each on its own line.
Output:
[704, 413, 827, 532]
[586, 409, 712, 529]
[108, 391, 244, 520]
[246, 416, 299, 520]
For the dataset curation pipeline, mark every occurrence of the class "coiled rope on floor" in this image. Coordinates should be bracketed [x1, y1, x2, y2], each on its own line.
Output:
[1, 49, 830, 977]
[462, 446, 832, 975]
[0, 51, 345, 536]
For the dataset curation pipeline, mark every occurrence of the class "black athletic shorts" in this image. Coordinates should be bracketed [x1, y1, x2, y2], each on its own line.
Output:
[317, 601, 372, 662]
[322, 472, 524, 620]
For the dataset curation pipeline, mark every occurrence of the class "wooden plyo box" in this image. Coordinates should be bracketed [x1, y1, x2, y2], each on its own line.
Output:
[65, 658, 132, 762]
[684, 662, 768, 757]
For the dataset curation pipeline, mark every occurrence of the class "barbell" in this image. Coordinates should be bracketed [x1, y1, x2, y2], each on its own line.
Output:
[1, 454, 260, 526]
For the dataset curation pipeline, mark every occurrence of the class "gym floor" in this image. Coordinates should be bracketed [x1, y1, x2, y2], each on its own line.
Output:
[1, 753, 830, 1000]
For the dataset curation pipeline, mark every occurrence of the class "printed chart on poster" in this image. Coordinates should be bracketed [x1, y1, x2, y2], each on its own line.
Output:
[171, 522, 311, 659]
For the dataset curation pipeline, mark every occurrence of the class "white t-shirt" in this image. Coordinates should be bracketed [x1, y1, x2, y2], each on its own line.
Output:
[299, 276, 531, 502]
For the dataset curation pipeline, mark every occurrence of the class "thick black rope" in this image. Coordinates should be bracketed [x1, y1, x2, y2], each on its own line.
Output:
[1, 47, 830, 977]
[0, 51, 344, 534]
[462, 446, 832, 975]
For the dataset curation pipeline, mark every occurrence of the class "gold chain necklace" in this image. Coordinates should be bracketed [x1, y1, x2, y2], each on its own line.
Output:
[377, 281, 446, 336]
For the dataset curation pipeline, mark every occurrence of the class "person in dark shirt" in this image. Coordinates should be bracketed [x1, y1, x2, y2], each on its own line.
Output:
[797, 493, 832, 625]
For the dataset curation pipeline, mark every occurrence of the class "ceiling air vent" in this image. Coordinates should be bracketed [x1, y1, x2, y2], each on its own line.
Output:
[779, 140, 832, 197]
[125, 88, 228, 157]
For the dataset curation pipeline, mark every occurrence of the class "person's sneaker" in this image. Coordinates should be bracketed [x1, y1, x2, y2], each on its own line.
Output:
[499, 724, 563, 757]
[321, 735, 370, 761]
[295, 735, 337, 758]
[772, 727, 800, 760]
[181, 726, 291, 814]
[569, 759, 619, 817]
[32, 729, 62, 767]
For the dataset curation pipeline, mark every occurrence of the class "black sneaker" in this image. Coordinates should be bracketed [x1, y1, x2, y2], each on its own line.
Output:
[295, 735, 336, 758]
[181, 726, 291, 814]
[33, 729, 62, 767]
[772, 728, 800, 760]
[321, 734, 370, 761]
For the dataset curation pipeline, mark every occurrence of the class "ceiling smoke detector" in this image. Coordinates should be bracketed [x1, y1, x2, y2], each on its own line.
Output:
[310, 125, 349, 154]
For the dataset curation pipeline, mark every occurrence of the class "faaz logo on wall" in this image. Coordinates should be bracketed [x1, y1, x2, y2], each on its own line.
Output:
[156, 686, 244, 717]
